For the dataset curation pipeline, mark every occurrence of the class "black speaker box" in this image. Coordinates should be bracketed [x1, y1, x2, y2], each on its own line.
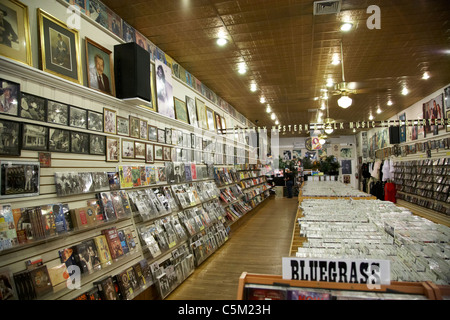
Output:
[389, 126, 400, 144]
[114, 42, 151, 101]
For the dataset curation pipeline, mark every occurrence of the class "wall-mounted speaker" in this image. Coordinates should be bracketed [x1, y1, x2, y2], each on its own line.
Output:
[114, 42, 151, 101]
[389, 126, 400, 144]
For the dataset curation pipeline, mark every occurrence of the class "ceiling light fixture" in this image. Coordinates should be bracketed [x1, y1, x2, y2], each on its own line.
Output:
[340, 22, 353, 32]
[216, 37, 228, 46]
[422, 71, 430, 80]
[387, 99, 393, 106]
[271, 113, 276, 120]
[250, 83, 257, 92]
[331, 53, 340, 65]
[266, 105, 271, 113]
[337, 93, 352, 108]
[324, 124, 334, 134]
[376, 107, 382, 114]
[369, 114, 374, 121]
[260, 97, 266, 103]
[401, 87, 409, 95]
[319, 138, 326, 145]
[238, 62, 247, 74]
[326, 78, 334, 88]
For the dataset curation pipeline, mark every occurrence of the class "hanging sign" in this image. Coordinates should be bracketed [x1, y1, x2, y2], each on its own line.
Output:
[282, 257, 391, 287]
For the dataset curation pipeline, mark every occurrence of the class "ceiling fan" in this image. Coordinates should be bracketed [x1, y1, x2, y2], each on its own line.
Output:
[330, 41, 357, 109]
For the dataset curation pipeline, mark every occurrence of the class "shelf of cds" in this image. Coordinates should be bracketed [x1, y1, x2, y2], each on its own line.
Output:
[393, 157, 450, 217]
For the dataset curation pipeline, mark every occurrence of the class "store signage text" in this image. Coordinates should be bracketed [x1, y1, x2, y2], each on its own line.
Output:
[282, 257, 391, 288]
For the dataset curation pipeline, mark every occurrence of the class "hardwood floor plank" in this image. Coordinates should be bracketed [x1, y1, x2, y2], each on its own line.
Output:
[166, 197, 298, 300]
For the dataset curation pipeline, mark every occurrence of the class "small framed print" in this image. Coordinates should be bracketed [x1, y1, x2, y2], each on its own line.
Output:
[148, 125, 157, 141]
[85, 37, 115, 96]
[163, 146, 171, 161]
[157, 128, 165, 144]
[0, 119, 21, 156]
[134, 141, 145, 159]
[47, 100, 68, 125]
[103, 107, 116, 134]
[447, 110, 450, 132]
[0, 0, 32, 66]
[48, 127, 70, 153]
[122, 139, 134, 159]
[0, 160, 40, 199]
[20, 92, 46, 122]
[116, 116, 129, 136]
[129, 116, 140, 138]
[154, 144, 163, 161]
[165, 128, 172, 145]
[22, 123, 48, 151]
[140, 119, 148, 140]
[89, 134, 105, 155]
[37, 9, 82, 84]
[174, 97, 189, 123]
[145, 143, 154, 163]
[70, 131, 89, 154]
[88, 110, 104, 132]
[0, 78, 20, 116]
[214, 112, 223, 134]
[106, 136, 119, 162]
[69, 106, 87, 129]
[206, 107, 215, 131]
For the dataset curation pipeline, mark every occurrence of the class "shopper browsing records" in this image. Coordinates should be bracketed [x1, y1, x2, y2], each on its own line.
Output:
[284, 169, 294, 198]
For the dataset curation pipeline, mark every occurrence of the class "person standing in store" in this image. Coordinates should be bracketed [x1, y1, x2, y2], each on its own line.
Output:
[284, 168, 294, 198]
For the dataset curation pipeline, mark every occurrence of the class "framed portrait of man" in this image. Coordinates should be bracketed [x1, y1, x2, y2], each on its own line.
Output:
[0, 118, 21, 156]
[0, 78, 19, 116]
[37, 9, 82, 84]
[85, 37, 115, 96]
[0, 0, 32, 66]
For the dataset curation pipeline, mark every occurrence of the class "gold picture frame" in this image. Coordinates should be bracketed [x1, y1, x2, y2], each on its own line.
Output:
[206, 106, 215, 131]
[85, 37, 115, 96]
[0, 0, 32, 66]
[195, 97, 207, 129]
[37, 8, 82, 85]
[174, 97, 189, 123]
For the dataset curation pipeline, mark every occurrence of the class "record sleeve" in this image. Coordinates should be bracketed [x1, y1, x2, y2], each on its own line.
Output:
[0, 268, 16, 300]
[98, 192, 117, 221]
[0, 204, 18, 250]
[93, 235, 112, 266]
[111, 191, 127, 219]
[40, 204, 57, 238]
[117, 229, 130, 255]
[101, 227, 124, 260]
[94, 276, 118, 300]
[29, 265, 52, 298]
[116, 270, 133, 299]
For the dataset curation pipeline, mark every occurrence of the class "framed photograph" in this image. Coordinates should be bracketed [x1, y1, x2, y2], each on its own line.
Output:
[85, 37, 115, 96]
[0, 119, 21, 156]
[154, 144, 163, 161]
[87, 110, 103, 132]
[447, 110, 450, 132]
[106, 136, 119, 162]
[129, 115, 140, 138]
[157, 128, 165, 144]
[0, 78, 19, 117]
[163, 146, 171, 161]
[186, 95, 197, 127]
[19, 92, 46, 122]
[195, 98, 207, 129]
[122, 139, 134, 159]
[155, 60, 175, 119]
[174, 97, 189, 123]
[48, 127, 70, 153]
[70, 131, 89, 154]
[148, 63, 158, 112]
[22, 123, 48, 151]
[47, 100, 68, 125]
[134, 141, 145, 159]
[221, 116, 227, 134]
[139, 119, 148, 140]
[37, 9, 82, 84]
[214, 112, 223, 134]
[148, 124, 157, 141]
[89, 134, 105, 155]
[69, 105, 87, 129]
[0, 0, 32, 66]
[145, 144, 154, 163]
[103, 107, 116, 134]
[206, 107, 215, 131]
[165, 127, 172, 145]
[116, 116, 129, 136]
[0, 160, 40, 199]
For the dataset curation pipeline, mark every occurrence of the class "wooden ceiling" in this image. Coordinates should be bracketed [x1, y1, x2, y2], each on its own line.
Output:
[102, 0, 450, 134]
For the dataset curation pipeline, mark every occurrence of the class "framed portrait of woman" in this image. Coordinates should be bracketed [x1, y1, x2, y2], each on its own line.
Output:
[0, 0, 32, 66]
[37, 9, 82, 84]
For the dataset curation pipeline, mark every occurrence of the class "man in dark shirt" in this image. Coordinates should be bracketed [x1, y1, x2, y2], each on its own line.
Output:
[284, 168, 294, 198]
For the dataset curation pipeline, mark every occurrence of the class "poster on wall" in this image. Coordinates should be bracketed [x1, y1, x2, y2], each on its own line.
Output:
[399, 112, 406, 143]
[422, 93, 444, 136]
[341, 160, 351, 175]
[444, 86, 450, 110]
[155, 60, 175, 119]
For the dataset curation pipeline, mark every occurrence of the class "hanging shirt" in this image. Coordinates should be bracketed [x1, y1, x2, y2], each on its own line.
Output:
[384, 182, 396, 203]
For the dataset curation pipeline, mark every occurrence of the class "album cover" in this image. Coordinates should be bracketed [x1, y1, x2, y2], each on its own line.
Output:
[92, 171, 110, 192]
[158, 166, 167, 182]
[86, 199, 105, 224]
[116, 269, 133, 299]
[98, 192, 117, 222]
[126, 266, 140, 291]
[13, 270, 36, 300]
[47, 263, 69, 288]
[118, 165, 133, 189]
[165, 162, 174, 183]
[118, 190, 133, 216]
[138, 259, 153, 285]
[40, 204, 57, 238]
[76, 239, 102, 274]
[107, 172, 120, 190]
[0, 269, 15, 300]
[93, 235, 112, 266]
[110, 191, 126, 219]
[58, 247, 78, 280]
[123, 227, 137, 254]
[79, 172, 95, 193]
[101, 227, 124, 260]
[131, 166, 141, 187]
[0, 204, 18, 250]
[117, 229, 130, 255]
[94, 276, 118, 300]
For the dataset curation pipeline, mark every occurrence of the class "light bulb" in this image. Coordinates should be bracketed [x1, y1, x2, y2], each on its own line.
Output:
[216, 38, 228, 46]
[376, 107, 382, 114]
[275, 120, 279, 125]
[422, 72, 430, 80]
[266, 105, 271, 113]
[324, 125, 334, 134]
[401, 87, 409, 95]
[319, 138, 326, 145]
[250, 83, 257, 92]
[369, 114, 374, 121]
[337, 95, 352, 108]
[387, 99, 393, 106]
[260, 97, 266, 103]
[340, 22, 353, 32]
[271, 113, 276, 120]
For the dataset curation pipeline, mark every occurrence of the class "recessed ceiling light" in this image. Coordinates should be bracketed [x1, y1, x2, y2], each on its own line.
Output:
[326, 78, 334, 87]
[260, 97, 266, 103]
[250, 83, 257, 92]
[422, 72, 430, 80]
[369, 114, 374, 121]
[216, 38, 228, 46]
[387, 99, 393, 106]
[271, 113, 276, 120]
[266, 105, 271, 113]
[376, 107, 382, 114]
[340, 22, 353, 32]
[238, 62, 247, 74]
[401, 87, 409, 95]
[275, 120, 279, 125]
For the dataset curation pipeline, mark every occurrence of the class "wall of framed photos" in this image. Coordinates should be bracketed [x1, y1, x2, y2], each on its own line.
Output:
[0, 0, 271, 301]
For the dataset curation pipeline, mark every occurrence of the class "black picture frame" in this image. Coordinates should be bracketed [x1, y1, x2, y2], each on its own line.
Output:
[48, 127, 70, 153]
[0, 160, 40, 199]
[0, 78, 20, 116]
[22, 123, 48, 151]
[88, 110, 104, 132]
[70, 131, 89, 154]
[20, 92, 47, 122]
[89, 133, 106, 155]
[0, 119, 21, 156]
[69, 105, 87, 129]
[47, 99, 69, 125]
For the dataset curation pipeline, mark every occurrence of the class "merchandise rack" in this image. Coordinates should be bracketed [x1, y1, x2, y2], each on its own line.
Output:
[236, 272, 450, 300]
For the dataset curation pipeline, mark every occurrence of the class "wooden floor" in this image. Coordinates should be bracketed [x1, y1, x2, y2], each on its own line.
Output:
[166, 196, 298, 300]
